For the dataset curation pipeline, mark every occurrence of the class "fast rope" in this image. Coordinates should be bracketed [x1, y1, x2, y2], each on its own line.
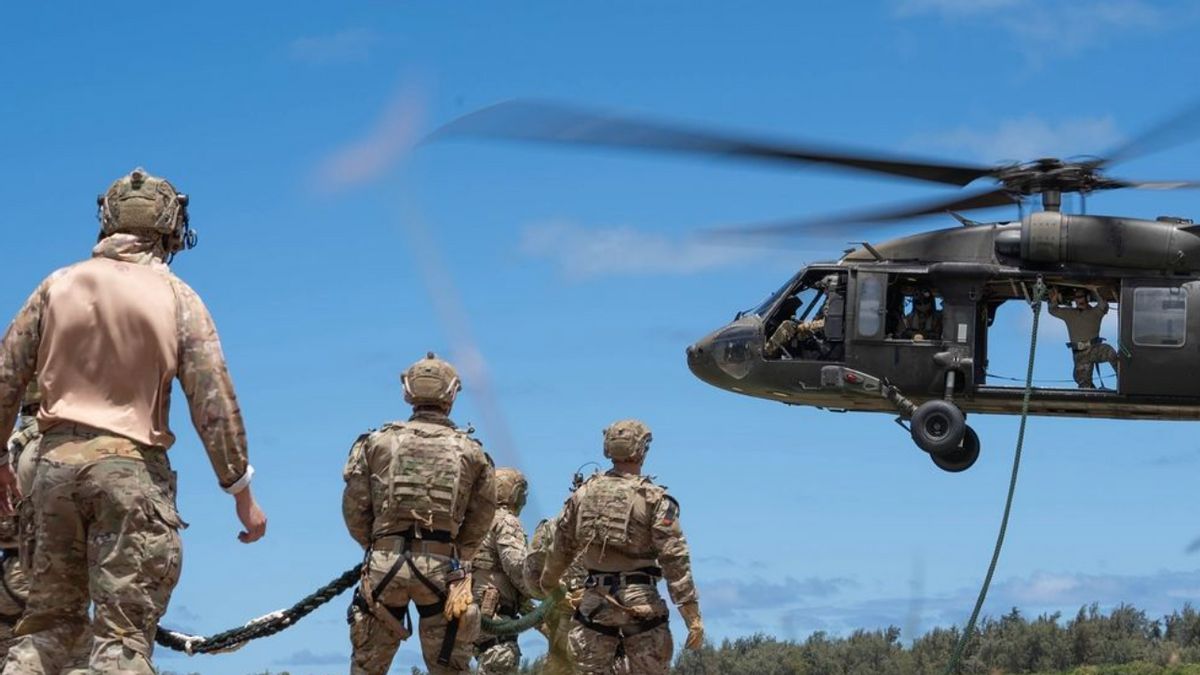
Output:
[155, 564, 560, 655]
[943, 278, 1045, 675]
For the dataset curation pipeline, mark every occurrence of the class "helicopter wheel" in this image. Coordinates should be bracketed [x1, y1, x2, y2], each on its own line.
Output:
[930, 426, 981, 473]
[910, 399, 966, 455]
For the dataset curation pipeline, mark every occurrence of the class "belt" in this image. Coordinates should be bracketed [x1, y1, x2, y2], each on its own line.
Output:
[586, 566, 663, 589]
[373, 526, 456, 557]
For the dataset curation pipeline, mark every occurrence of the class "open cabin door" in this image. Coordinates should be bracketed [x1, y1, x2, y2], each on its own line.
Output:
[1119, 280, 1200, 396]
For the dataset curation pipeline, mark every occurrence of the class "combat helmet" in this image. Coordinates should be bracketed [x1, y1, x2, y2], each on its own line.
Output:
[97, 167, 196, 257]
[602, 419, 653, 461]
[401, 352, 462, 409]
[494, 468, 528, 514]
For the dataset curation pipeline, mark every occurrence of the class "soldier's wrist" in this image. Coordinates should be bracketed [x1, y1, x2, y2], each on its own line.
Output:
[223, 465, 255, 495]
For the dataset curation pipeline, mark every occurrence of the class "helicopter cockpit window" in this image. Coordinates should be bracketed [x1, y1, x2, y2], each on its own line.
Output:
[1132, 287, 1187, 347]
[762, 271, 846, 360]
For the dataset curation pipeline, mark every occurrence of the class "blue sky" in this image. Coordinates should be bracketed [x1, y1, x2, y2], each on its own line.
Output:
[4, 2, 1200, 673]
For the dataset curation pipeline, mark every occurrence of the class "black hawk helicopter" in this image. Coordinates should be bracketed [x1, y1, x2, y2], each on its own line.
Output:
[434, 100, 1200, 472]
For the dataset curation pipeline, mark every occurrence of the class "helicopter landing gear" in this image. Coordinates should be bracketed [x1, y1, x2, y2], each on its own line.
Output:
[929, 425, 980, 473]
[910, 399, 966, 455]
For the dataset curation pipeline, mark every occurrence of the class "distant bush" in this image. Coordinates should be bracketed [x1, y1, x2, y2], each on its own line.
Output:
[397, 604, 1200, 674]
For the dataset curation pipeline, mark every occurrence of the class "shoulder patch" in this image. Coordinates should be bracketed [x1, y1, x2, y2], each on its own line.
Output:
[661, 494, 680, 527]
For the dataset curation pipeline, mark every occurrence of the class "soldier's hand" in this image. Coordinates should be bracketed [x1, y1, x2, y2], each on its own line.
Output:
[0, 463, 18, 516]
[234, 487, 267, 543]
[679, 601, 704, 651]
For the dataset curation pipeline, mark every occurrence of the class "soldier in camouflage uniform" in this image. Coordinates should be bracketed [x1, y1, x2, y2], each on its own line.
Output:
[344, 353, 496, 675]
[0, 384, 37, 659]
[899, 288, 943, 341]
[0, 168, 268, 674]
[1048, 286, 1119, 388]
[472, 468, 533, 674]
[540, 420, 704, 675]
[525, 513, 588, 675]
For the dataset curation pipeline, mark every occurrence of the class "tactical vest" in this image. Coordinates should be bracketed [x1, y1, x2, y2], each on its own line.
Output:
[368, 420, 478, 539]
[575, 474, 662, 569]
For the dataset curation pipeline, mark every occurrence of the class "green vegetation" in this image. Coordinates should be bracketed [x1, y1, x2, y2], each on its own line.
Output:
[506, 604, 1200, 674]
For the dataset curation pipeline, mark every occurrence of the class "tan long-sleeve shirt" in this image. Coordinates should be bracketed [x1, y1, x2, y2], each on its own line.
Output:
[0, 234, 250, 490]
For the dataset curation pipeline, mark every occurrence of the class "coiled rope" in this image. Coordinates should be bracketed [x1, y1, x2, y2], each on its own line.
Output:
[943, 278, 1045, 674]
[155, 564, 561, 655]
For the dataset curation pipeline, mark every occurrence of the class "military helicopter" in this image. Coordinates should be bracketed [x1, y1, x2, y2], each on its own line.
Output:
[433, 100, 1200, 472]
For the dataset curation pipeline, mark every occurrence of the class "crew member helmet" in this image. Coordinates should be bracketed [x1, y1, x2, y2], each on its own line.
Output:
[401, 352, 461, 409]
[602, 419, 653, 461]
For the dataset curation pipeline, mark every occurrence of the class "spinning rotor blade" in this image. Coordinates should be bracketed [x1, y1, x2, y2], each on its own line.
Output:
[710, 187, 1019, 238]
[1109, 179, 1200, 190]
[431, 100, 999, 187]
[1099, 98, 1200, 167]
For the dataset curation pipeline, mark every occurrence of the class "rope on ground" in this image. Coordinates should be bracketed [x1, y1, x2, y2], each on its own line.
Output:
[156, 564, 363, 655]
[155, 563, 560, 655]
[943, 278, 1045, 675]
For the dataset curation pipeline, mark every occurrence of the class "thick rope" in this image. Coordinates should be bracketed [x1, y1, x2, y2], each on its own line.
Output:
[155, 563, 559, 655]
[943, 279, 1044, 674]
[156, 565, 363, 655]
[482, 587, 565, 634]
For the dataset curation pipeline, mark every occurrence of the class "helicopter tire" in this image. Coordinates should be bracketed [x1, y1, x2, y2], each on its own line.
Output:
[910, 399, 966, 456]
[930, 425, 980, 473]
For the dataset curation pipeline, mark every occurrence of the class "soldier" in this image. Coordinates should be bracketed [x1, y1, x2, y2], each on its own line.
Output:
[1048, 286, 1119, 388]
[540, 420, 703, 674]
[0, 384, 37, 659]
[344, 352, 496, 675]
[525, 513, 587, 675]
[899, 288, 943, 341]
[764, 307, 825, 358]
[473, 468, 533, 674]
[0, 168, 267, 674]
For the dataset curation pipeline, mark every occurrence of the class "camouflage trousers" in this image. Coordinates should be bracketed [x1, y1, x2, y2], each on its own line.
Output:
[349, 547, 479, 675]
[2, 429, 184, 675]
[474, 634, 519, 675]
[0, 552, 29, 662]
[1071, 342, 1118, 388]
[568, 585, 672, 675]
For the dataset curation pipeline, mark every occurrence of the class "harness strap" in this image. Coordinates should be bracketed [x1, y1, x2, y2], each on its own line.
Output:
[439, 617, 461, 666]
[573, 610, 668, 659]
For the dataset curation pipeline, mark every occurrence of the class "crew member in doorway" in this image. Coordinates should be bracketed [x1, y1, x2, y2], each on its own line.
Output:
[1048, 286, 1119, 389]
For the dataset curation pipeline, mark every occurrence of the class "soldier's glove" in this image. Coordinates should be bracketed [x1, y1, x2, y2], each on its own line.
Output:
[679, 601, 705, 651]
[566, 588, 585, 610]
[443, 568, 474, 622]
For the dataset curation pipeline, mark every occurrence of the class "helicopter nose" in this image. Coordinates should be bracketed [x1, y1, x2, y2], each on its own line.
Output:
[686, 334, 725, 386]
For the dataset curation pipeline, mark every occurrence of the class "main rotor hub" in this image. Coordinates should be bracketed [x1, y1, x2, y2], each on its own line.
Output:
[993, 158, 1116, 197]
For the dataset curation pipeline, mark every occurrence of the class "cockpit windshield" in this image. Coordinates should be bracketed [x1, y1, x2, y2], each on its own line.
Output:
[742, 273, 802, 318]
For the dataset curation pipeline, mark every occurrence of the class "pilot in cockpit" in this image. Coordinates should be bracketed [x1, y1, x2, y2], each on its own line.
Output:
[899, 288, 943, 341]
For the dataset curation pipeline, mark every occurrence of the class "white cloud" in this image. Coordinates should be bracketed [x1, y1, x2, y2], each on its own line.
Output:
[289, 28, 380, 65]
[895, 0, 1174, 61]
[519, 220, 766, 280]
[910, 115, 1122, 163]
[311, 84, 427, 192]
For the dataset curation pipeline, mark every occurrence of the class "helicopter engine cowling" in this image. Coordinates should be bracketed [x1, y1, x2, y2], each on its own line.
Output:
[1012, 211, 1200, 271]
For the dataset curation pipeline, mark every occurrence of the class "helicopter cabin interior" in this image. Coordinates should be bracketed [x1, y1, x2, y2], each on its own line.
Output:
[761, 265, 1200, 414]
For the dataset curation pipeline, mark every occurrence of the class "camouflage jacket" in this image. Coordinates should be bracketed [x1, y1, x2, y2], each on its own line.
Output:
[524, 515, 586, 597]
[472, 507, 533, 611]
[543, 470, 697, 607]
[341, 410, 495, 560]
[0, 234, 249, 490]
